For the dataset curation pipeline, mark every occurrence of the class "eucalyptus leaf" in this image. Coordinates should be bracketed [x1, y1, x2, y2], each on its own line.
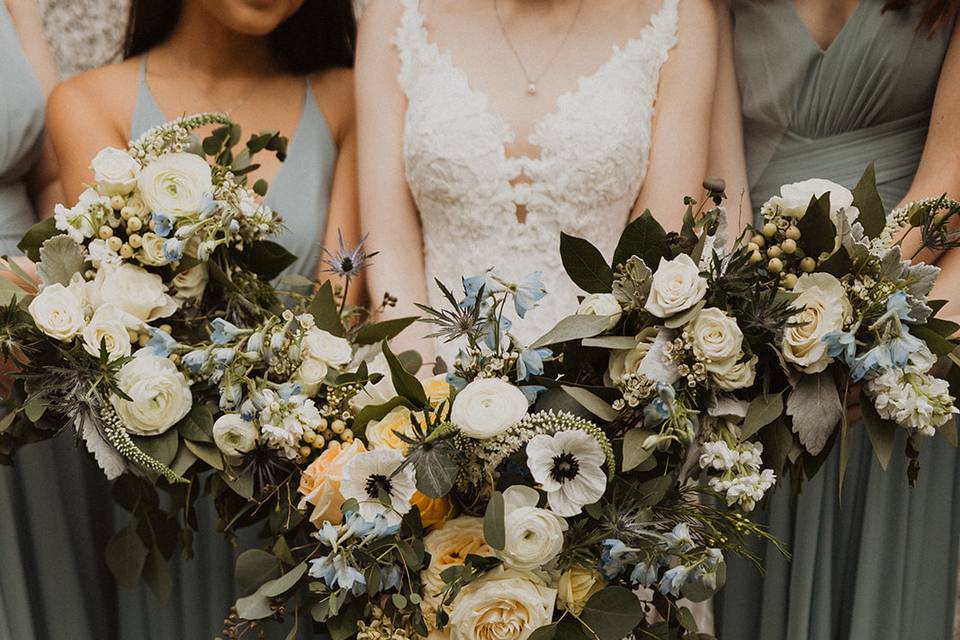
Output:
[637, 475, 673, 506]
[527, 623, 559, 640]
[581, 335, 640, 350]
[483, 490, 506, 551]
[221, 467, 254, 499]
[23, 394, 48, 423]
[613, 210, 668, 271]
[37, 235, 85, 286]
[184, 439, 224, 471]
[530, 314, 613, 349]
[169, 443, 198, 476]
[131, 428, 180, 466]
[176, 404, 214, 443]
[579, 586, 646, 640]
[860, 389, 896, 471]
[740, 393, 784, 440]
[354, 316, 418, 345]
[353, 397, 413, 434]
[676, 606, 699, 633]
[258, 562, 308, 598]
[142, 546, 173, 604]
[622, 428, 655, 472]
[413, 444, 458, 498]
[253, 179, 268, 197]
[235, 593, 274, 620]
[560, 232, 614, 294]
[236, 549, 281, 593]
[786, 371, 842, 455]
[105, 526, 148, 589]
[562, 385, 618, 422]
[663, 299, 706, 329]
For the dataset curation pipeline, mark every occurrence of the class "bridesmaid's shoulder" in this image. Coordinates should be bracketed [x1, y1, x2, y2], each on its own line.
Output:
[310, 67, 355, 144]
[47, 57, 140, 138]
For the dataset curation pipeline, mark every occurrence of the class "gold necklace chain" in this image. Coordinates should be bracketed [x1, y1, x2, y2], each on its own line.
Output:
[493, 0, 584, 96]
[146, 55, 264, 116]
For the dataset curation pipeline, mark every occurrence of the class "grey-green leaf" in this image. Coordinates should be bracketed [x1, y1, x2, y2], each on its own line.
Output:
[860, 389, 896, 471]
[236, 549, 281, 593]
[740, 393, 784, 440]
[531, 314, 613, 349]
[786, 371, 842, 455]
[37, 235, 86, 286]
[105, 526, 148, 589]
[579, 586, 646, 640]
[483, 490, 506, 551]
[562, 386, 618, 422]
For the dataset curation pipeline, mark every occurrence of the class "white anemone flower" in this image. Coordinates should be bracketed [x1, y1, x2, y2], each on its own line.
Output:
[525, 430, 607, 517]
[339, 448, 416, 526]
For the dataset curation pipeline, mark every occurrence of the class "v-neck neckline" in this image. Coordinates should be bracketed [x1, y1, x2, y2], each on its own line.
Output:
[786, 0, 866, 55]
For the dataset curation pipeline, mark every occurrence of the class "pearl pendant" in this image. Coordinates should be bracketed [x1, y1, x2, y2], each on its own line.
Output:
[527, 82, 537, 96]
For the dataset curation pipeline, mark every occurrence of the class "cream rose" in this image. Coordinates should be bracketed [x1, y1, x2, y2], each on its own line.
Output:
[607, 335, 655, 384]
[82, 303, 137, 360]
[172, 264, 209, 301]
[496, 486, 567, 571]
[366, 405, 420, 452]
[644, 254, 707, 318]
[782, 273, 850, 374]
[556, 566, 605, 615]
[688, 308, 744, 371]
[293, 357, 329, 396]
[28, 283, 86, 341]
[302, 328, 352, 368]
[767, 178, 858, 225]
[90, 147, 140, 196]
[212, 413, 258, 457]
[711, 354, 758, 391]
[421, 517, 493, 617]
[138, 152, 213, 217]
[298, 440, 368, 527]
[576, 293, 622, 329]
[451, 378, 528, 439]
[138, 232, 169, 267]
[447, 567, 556, 640]
[111, 353, 193, 436]
[87, 262, 179, 323]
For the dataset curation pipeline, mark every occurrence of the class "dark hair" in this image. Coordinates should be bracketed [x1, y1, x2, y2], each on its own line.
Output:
[883, 0, 960, 34]
[123, 0, 357, 72]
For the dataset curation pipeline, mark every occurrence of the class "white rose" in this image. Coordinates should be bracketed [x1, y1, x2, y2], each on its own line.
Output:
[451, 378, 528, 439]
[765, 178, 859, 225]
[293, 357, 329, 396]
[212, 414, 258, 457]
[137, 232, 170, 267]
[54, 188, 109, 243]
[28, 283, 86, 341]
[607, 336, 653, 384]
[644, 254, 708, 317]
[448, 567, 555, 640]
[556, 566, 605, 615]
[687, 308, 744, 372]
[172, 264, 209, 301]
[349, 353, 395, 411]
[781, 273, 851, 374]
[111, 352, 193, 436]
[711, 354, 758, 391]
[87, 262, 179, 323]
[138, 152, 213, 217]
[302, 328, 352, 368]
[576, 293, 622, 329]
[90, 147, 140, 196]
[496, 486, 567, 571]
[82, 303, 138, 360]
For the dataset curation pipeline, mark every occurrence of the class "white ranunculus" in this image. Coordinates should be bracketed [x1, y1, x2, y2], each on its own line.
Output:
[781, 273, 850, 374]
[576, 293, 622, 329]
[302, 328, 352, 368]
[644, 254, 708, 318]
[54, 188, 109, 243]
[28, 282, 86, 341]
[687, 307, 744, 371]
[172, 264, 209, 301]
[82, 303, 138, 359]
[496, 486, 567, 571]
[212, 414, 258, 457]
[448, 567, 556, 640]
[765, 178, 859, 225]
[90, 147, 140, 196]
[87, 262, 179, 323]
[349, 353, 395, 411]
[293, 357, 329, 396]
[451, 378, 528, 439]
[111, 352, 193, 436]
[138, 152, 212, 217]
[711, 354, 758, 391]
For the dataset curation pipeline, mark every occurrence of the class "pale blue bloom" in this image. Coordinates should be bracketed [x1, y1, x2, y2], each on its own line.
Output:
[182, 349, 208, 372]
[823, 329, 857, 363]
[245, 332, 265, 355]
[887, 290, 913, 322]
[219, 383, 242, 411]
[461, 274, 489, 309]
[630, 561, 660, 588]
[228, 219, 240, 234]
[510, 272, 547, 318]
[199, 194, 220, 220]
[379, 564, 402, 592]
[308, 553, 366, 596]
[318, 521, 340, 547]
[599, 538, 632, 579]
[211, 318, 244, 344]
[147, 328, 179, 357]
[519, 385, 546, 405]
[851, 329, 925, 381]
[276, 382, 302, 400]
[163, 238, 185, 262]
[664, 523, 695, 553]
[240, 399, 257, 421]
[151, 211, 174, 237]
[517, 347, 551, 380]
[308, 556, 336, 583]
[658, 565, 691, 596]
[483, 315, 512, 350]
[212, 347, 236, 367]
[644, 383, 676, 426]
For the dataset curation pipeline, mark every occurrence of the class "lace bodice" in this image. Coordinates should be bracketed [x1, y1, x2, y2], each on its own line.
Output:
[394, 0, 678, 362]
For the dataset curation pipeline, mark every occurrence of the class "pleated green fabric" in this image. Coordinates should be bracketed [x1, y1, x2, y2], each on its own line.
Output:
[717, 2, 960, 639]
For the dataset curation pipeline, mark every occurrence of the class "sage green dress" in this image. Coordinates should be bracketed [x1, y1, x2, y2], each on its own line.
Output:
[0, 3, 119, 639]
[716, 3, 960, 639]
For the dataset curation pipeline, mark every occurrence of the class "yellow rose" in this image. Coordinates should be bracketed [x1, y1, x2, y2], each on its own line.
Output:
[421, 517, 493, 625]
[423, 374, 452, 408]
[297, 439, 367, 527]
[365, 405, 420, 452]
[411, 491, 456, 529]
[556, 565, 605, 615]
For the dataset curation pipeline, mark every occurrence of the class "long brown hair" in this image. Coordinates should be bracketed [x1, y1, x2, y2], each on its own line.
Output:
[883, 0, 960, 33]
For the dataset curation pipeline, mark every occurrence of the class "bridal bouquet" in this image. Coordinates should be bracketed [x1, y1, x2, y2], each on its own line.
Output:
[0, 113, 413, 601]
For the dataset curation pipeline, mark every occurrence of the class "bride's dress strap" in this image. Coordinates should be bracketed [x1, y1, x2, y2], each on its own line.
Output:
[393, 0, 434, 91]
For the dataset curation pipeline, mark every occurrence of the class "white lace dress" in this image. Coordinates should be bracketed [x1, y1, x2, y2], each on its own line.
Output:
[393, 0, 679, 362]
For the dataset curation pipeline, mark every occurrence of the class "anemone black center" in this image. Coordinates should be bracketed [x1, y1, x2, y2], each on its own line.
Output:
[550, 452, 580, 482]
[365, 474, 392, 499]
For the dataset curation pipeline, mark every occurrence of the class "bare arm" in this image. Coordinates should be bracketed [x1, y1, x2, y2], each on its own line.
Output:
[897, 19, 960, 264]
[633, 0, 718, 231]
[707, 0, 752, 236]
[355, 0, 435, 361]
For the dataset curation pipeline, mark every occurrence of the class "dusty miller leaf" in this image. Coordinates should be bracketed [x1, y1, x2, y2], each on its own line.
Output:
[786, 371, 842, 455]
[37, 235, 86, 286]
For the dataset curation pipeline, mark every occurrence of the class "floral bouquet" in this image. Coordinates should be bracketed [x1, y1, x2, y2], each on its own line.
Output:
[0, 113, 413, 601]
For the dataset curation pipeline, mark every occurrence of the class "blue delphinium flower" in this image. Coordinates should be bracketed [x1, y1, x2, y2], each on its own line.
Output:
[663, 522, 695, 553]
[599, 538, 632, 579]
[307, 554, 366, 596]
[658, 564, 691, 596]
[886, 290, 913, 322]
[379, 564, 403, 592]
[163, 238, 185, 262]
[212, 347, 236, 367]
[245, 332, 265, 356]
[211, 318, 244, 344]
[240, 398, 257, 421]
[483, 314, 512, 350]
[519, 385, 546, 405]
[182, 349, 208, 373]
[276, 382, 302, 400]
[630, 561, 660, 588]
[823, 329, 858, 364]
[147, 327, 179, 357]
[697, 548, 725, 590]
[644, 383, 676, 426]
[308, 555, 336, 583]
[219, 382, 242, 411]
[318, 521, 340, 548]
[151, 211, 174, 237]
[850, 329, 925, 381]
[516, 347, 551, 380]
[199, 194, 220, 220]
[509, 272, 547, 318]
[461, 273, 490, 309]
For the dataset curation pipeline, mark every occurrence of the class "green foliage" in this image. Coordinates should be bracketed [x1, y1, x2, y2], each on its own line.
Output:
[483, 490, 506, 551]
[354, 316, 418, 345]
[240, 240, 297, 281]
[851, 163, 885, 238]
[176, 404, 214, 443]
[613, 210, 668, 270]
[861, 389, 896, 471]
[560, 233, 614, 293]
[308, 281, 345, 337]
[411, 441, 459, 498]
[382, 341, 426, 408]
[740, 393, 784, 440]
[530, 314, 612, 349]
[796, 193, 836, 258]
[16, 217, 59, 262]
[622, 428, 656, 472]
[579, 586, 647, 640]
[105, 526, 148, 589]
[561, 385, 619, 422]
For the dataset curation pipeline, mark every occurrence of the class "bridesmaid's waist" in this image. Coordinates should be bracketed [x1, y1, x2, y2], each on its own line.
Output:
[749, 112, 929, 207]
